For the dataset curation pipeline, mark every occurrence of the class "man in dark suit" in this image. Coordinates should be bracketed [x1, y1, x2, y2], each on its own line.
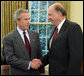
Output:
[3, 9, 44, 75]
[33, 3, 83, 75]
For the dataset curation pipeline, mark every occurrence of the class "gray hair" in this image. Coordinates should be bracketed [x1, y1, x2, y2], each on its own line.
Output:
[55, 7, 67, 16]
[51, 3, 67, 16]
[14, 8, 29, 22]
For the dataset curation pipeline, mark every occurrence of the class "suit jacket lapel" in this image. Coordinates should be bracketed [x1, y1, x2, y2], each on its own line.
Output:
[47, 27, 56, 49]
[27, 30, 36, 59]
[58, 19, 68, 35]
[27, 30, 32, 46]
[54, 19, 68, 40]
[14, 29, 30, 58]
[48, 19, 68, 49]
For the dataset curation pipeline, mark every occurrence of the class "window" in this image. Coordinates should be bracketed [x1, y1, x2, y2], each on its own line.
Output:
[29, 1, 56, 56]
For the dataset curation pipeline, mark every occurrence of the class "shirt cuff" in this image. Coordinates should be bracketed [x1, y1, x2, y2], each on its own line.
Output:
[28, 61, 31, 70]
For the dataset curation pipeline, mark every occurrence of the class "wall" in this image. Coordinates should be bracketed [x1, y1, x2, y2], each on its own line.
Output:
[70, 1, 83, 31]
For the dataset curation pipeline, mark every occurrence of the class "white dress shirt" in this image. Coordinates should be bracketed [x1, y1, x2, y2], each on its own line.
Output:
[17, 27, 30, 44]
[57, 18, 66, 33]
[49, 18, 66, 48]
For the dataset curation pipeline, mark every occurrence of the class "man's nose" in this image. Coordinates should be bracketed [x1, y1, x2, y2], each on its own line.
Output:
[48, 16, 50, 20]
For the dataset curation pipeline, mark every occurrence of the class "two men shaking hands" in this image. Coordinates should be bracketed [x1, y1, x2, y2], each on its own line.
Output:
[30, 59, 42, 70]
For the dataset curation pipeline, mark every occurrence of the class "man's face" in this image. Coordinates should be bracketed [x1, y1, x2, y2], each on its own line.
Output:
[17, 13, 30, 31]
[48, 7, 59, 26]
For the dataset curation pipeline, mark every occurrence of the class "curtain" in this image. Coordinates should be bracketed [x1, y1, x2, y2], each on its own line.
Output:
[1, 1, 27, 48]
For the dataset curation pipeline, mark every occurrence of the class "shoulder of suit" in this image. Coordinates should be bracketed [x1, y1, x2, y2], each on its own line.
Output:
[66, 20, 81, 33]
[66, 19, 80, 28]
[29, 30, 38, 34]
[4, 29, 16, 40]
[67, 19, 79, 25]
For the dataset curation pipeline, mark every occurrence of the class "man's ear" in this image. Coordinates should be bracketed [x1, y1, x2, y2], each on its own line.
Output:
[16, 19, 19, 24]
[58, 11, 62, 17]
[16, 19, 18, 23]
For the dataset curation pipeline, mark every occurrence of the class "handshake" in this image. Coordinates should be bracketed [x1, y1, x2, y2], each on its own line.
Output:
[30, 58, 42, 70]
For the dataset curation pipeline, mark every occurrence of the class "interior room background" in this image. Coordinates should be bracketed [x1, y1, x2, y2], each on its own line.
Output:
[1, 1, 70, 56]
[1, 1, 83, 75]
[1, 1, 83, 71]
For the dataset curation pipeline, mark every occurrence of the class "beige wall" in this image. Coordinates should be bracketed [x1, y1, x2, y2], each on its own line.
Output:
[70, 1, 83, 31]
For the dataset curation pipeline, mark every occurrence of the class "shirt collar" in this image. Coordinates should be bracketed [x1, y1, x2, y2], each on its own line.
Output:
[17, 27, 27, 34]
[17, 27, 23, 34]
[57, 18, 66, 33]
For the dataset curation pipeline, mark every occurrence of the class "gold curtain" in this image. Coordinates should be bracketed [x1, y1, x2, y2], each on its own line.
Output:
[1, 1, 27, 48]
[56, 1, 70, 20]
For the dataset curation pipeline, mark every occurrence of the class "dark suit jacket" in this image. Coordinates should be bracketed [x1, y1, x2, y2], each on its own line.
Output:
[41, 19, 83, 75]
[3, 28, 44, 75]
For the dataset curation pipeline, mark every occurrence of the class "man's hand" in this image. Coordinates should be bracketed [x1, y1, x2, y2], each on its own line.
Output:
[30, 58, 42, 70]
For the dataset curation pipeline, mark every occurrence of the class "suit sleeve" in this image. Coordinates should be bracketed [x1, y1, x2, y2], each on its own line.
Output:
[40, 52, 49, 66]
[67, 24, 83, 74]
[3, 36, 30, 71]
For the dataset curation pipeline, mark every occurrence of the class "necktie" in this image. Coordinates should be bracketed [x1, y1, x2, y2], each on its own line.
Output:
[52, 28, 58, 40]
[23, 32, 31, 57]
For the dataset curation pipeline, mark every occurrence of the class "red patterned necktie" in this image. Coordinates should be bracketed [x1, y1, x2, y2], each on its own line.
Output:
[23, 32, 31, 57]
[52, 28, 58, 40]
